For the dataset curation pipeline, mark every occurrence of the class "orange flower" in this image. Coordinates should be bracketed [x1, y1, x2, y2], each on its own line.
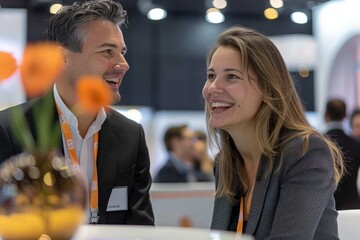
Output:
[76, 76, 111, 114]
[20, 42, 63, 98]
[0, 51, 18, 81]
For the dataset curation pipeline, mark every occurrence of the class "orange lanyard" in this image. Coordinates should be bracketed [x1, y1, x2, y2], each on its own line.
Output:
[56, 104, 100, 223]
[236, 196, 251, 233]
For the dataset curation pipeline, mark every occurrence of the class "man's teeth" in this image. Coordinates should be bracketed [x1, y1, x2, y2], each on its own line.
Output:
[211, 102, 233, 108]
[105, 78, 118, 83]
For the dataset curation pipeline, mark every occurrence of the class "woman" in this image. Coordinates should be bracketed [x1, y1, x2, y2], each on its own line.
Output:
[202, 26, 344, 239]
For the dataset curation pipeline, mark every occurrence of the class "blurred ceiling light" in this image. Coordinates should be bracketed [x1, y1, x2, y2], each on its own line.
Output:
[264, 8, 278, 20]
[298, 65, 310, 78]
[291, 11, 308, 24]
[49, 3, 62, 14]
[126, 109, 143, 123]
[206, 8, 225, 24]
[147, 7, 167, 20]
[270, 0, 283, 9]
[212, 0, 227, 9]
[138, 0, 167, 21]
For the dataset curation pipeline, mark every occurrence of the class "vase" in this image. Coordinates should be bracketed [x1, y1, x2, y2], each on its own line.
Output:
[0, 151, 86, 240]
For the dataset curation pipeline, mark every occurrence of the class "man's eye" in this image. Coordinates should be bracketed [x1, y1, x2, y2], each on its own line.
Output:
[103, 49, 113, 56]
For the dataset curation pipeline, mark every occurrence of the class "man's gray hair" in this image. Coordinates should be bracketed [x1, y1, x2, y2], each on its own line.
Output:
[45, 0, 127, 52]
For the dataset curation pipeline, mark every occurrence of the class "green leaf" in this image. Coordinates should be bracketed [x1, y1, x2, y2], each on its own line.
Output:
[11, 107, 35, 152]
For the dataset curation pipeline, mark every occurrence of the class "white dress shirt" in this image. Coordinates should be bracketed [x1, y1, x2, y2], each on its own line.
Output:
[53, 84, 107, 217]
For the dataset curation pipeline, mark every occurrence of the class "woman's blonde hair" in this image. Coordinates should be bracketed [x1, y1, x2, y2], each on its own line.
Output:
[205, 26, 344, 202]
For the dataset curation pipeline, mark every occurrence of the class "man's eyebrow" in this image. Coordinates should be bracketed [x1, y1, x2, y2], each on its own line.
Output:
[97, 43, 127, 52]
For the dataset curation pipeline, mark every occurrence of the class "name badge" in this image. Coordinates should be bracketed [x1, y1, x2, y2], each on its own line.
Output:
[106, 186, 128, 211]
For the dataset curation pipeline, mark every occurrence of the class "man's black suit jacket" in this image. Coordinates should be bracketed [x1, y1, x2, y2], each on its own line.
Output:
[154, 156, 212, 183]
[327, 128, 360, 210]
[0, 93, 154, 225]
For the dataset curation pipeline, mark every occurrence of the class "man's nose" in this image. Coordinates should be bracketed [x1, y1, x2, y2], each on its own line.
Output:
[113, 55, 129, 71]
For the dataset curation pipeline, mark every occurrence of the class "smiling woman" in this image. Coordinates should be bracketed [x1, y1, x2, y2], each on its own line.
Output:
[204, 26, 344, 239]
[203, 46, 263, 131]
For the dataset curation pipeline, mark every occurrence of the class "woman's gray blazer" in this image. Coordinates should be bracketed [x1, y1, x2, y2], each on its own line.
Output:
[211, 134, 339, 240]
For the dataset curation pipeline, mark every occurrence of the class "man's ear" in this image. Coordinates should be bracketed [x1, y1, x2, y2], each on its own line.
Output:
[60, 46, 70, 66]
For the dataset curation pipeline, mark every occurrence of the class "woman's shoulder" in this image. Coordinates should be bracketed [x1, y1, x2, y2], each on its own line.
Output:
[280, 133, 332, 169]
[282, 132, 328, 152]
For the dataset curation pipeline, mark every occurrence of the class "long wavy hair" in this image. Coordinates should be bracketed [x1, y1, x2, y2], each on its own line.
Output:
[205, 26, 344, 202]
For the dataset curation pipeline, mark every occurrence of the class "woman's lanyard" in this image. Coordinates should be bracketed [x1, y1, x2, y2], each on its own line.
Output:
[236, 194, 252, 233]
[56, 104, 100, 224]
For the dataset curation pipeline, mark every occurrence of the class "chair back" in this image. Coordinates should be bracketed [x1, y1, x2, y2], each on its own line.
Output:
[338, 209, 360, 240]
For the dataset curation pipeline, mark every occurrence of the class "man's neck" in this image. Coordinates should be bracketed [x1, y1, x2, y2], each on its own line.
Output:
[55, 83, 97, 138]
[77, 113, 96, 138]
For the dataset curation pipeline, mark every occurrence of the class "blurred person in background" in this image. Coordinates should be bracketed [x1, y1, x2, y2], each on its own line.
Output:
[350, 108, 360, 139]
[203, 26, 344, 239]
[192, 130, 214, 181]
[325, 98, 360, 210]
[154, 124, 211, 183]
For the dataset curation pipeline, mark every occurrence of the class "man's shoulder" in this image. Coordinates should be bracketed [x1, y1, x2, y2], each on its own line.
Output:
[105, 107, 140, 128]
[0, 99, 38, 121]
[106, 107, 138, 125]
[102, 107, 147, 140]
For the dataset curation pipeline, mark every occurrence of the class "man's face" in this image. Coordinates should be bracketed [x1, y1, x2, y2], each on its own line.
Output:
[351, 114, 360, 138]
[174, 128, 196, 162]
[63, 20, 129, 104]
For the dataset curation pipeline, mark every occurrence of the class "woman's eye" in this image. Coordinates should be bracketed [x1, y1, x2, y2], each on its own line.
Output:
[228, 74, 239, 80]
[207, 73, 216, 80]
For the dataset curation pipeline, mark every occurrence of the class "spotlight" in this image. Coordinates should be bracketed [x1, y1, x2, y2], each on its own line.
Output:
[291, 11, 308, 24]
[138, 0, 167, 21]
[49, 3, 62, 14]
[264, 8, 279, 20]
[205, 8, 225, 24]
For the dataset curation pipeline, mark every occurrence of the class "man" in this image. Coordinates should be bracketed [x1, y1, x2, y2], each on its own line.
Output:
[325, 98, 360, 210]
[0, 0, 154, 225]
[154, 124, 211, 183]
[350, 108, 360, 139]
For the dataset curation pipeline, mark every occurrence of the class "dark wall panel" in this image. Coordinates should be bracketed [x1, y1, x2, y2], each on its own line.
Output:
[25, 10, 314, 111]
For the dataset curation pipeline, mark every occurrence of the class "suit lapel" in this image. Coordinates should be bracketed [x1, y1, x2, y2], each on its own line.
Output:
[25, 90, 63, 155]
[96, 112, 120, 221]
[245, 154, 273, 235]
[211, 195, 233, 230]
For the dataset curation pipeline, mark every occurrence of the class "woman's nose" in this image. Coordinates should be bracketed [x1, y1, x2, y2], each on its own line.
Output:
[207, 78, 223, 94]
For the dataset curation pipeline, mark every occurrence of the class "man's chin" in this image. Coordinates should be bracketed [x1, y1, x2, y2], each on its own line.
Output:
[112, 93, 121, 105]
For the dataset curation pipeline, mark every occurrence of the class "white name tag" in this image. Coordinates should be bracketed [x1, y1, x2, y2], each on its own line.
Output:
[106, 186, 128, 212]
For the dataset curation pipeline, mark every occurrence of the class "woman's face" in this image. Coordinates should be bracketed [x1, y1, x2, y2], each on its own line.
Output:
[202, 46, 263, 132]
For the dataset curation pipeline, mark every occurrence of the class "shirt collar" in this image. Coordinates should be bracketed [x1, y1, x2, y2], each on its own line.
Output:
[326, 121, 344, 131]
[53, 84, 107, 137]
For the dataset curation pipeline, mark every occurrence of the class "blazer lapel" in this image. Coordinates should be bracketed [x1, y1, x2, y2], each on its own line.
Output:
[96, 113, 120, 221]
[211, 195, 233, 230]
[26, 90, 63, 155]
[211, 159, 233, 230]
[245, 154, 274, 235]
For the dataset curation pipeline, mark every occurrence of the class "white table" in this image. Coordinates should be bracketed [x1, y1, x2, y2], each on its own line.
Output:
[72, 225, 254, 240]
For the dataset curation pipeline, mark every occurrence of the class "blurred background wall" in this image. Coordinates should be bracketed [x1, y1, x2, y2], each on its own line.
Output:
[1, 0, 359, 180]
[2, 0, 360, 229]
